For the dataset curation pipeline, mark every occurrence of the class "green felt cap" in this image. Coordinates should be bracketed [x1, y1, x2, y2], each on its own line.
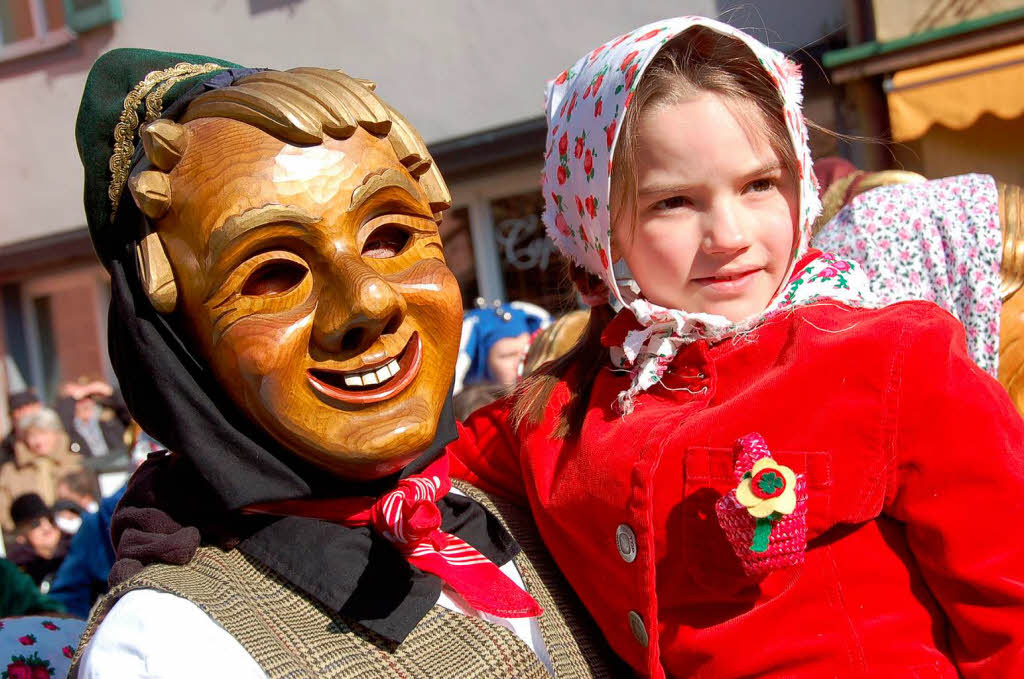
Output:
[76, 48, 242, 266]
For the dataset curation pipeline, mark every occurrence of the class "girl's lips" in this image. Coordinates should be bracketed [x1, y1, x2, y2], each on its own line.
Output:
[692, 268, 762, 294]
[307, 333, 422, 405]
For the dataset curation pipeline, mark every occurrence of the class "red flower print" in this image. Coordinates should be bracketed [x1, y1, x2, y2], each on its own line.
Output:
[620, 51, 639, 71]
[558, 132, 568, 157]
[574, 136, 584, 159]
[605, 119, 616, 149]
[6, 661, 30, 679]
[583, 83, 592, 99]
[554, 70, 568, 85]
[599, 248, 610, 268]
[594, 98, 603, 117]
[624, 91, 634, 110]
[30, 668, 48, 679]
[833, 260, 850, 272]
[550, 125, 559, 139]
[585, 195, 597, 218]
[584, 150, 594, 176]
[575, 195, 584, 216]
[610, 33, 632, 49]
[593, 74, 604, 92]
[554, 212, 571, 237]
[18, 635, 36, 646]
[625, 63, 639, 88]
[62, 646, 74, 659]
[567, 91, 578, 117]
[589, 44, 606, 62]
[40, 622, 57, 631]
[556, 165, 567, 185]
[818, 267, 838, 279]
[779, 58, 802, 82]
[635, 29, 662, 41]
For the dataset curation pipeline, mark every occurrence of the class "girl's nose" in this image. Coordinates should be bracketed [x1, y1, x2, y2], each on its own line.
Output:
[701, 200, 751, 254]
[312, 255, 407, 356]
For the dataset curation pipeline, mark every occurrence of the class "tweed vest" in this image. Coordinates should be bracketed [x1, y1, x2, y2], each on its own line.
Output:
[71, 482, 619, 678]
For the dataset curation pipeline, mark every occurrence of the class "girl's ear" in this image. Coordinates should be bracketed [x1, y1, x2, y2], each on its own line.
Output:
[572, 265, 610, 307]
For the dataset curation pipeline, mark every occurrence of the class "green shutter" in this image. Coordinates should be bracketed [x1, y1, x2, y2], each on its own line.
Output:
[63, 0, 122, 33]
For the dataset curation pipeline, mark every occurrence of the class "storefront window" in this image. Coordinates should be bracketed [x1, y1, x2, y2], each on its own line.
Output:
[439, 207, 479, 310]
[490, 191, 575, 315]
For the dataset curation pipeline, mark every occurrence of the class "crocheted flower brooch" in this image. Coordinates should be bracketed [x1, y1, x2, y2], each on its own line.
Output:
[715, 433, 808, 575]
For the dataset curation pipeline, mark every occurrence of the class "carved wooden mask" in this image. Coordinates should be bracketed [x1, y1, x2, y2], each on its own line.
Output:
[140, 117, 463, 480]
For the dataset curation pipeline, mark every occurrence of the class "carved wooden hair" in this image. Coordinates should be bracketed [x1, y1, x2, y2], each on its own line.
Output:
[127, 67, 452, 314]
[179, 67, 450, 216]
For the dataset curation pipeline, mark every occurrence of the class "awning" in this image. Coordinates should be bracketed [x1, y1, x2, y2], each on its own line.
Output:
[887, 41, 1024, 141]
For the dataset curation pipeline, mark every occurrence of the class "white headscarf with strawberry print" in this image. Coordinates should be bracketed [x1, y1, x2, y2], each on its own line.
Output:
[541, 16, 876, 414]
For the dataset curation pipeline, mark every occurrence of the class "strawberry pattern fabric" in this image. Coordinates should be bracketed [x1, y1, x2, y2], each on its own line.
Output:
[0, 618, 85, 679]
[540, 16, 877, 413]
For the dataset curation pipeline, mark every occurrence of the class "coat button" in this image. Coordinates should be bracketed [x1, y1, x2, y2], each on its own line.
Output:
[615, 524, 637, 563]
[628, 610, 648, 647]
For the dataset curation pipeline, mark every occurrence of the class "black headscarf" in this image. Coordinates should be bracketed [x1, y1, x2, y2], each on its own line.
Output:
[78, 50, 517, 642]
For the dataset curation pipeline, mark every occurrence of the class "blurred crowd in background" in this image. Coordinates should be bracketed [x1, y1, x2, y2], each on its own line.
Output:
[0, 377, 160, 620]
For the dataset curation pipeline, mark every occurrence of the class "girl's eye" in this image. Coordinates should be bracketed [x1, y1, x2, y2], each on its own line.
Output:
[362, 224, 411, 259]
[652, 196, 692, 210]
[241, 260, 308, 296]
[748, 178, 776, 193]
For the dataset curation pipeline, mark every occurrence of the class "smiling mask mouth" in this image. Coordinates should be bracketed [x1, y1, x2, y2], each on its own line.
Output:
[307, 332, 422, 405]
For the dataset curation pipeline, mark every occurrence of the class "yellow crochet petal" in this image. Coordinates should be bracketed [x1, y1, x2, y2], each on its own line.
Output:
[773, 490, 797, 515]
[735, 479, 759, 508]
[746, 500, 776, 518]
[779, 465, 797, 488]
[750, 458, 775, 475]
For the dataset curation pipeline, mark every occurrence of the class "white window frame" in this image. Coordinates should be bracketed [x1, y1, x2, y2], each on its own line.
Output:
[0, 0, 74, 64]
[20, 265, 113, 401]
[448, 161, 544, 304]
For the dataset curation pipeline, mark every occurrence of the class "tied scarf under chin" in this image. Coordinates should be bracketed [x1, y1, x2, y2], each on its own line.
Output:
[246, 453, 541, 619]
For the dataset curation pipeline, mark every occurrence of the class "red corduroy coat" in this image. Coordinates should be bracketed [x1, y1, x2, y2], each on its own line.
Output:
[450, 300, 1024, 678]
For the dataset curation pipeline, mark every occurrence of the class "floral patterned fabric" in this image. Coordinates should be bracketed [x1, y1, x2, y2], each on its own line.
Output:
[541, 16, 876, 413]
[814, 174, 1002, 376]
[0, 616, 85, 679]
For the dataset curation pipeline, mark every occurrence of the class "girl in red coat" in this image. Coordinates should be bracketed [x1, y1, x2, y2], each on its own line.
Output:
[450, 16, 1024, 678]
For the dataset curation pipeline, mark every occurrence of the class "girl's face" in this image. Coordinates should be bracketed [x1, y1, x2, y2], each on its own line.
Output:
[614, 92, 798, 322]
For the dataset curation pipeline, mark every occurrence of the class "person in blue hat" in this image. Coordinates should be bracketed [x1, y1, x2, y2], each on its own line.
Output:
[455, 300, 550, 394]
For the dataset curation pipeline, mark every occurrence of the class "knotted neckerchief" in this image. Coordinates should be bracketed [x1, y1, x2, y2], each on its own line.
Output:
[246, 452, 541, 618]
[540, 16, 876, 414]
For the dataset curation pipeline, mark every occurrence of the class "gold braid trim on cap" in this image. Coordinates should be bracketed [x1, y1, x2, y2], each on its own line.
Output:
[108, 62, 226, 222]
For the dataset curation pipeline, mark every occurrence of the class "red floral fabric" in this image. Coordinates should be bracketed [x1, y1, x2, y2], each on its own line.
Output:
[0, 617, 84, 679]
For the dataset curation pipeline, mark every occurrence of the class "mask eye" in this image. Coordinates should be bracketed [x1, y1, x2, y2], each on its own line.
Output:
[241, 259, 307, 296]
[362, 225, 411, 259]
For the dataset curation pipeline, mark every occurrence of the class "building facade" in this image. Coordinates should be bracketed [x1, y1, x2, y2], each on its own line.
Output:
[824, 0, 1024, 181]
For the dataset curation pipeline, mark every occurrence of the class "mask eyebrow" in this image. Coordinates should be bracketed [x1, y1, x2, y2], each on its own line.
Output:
[348, 168, 425, 214]
[208, 204, 320, 261]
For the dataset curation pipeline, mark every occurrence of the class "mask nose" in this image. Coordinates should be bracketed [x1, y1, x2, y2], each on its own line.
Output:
[312, 256, 406, 357]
